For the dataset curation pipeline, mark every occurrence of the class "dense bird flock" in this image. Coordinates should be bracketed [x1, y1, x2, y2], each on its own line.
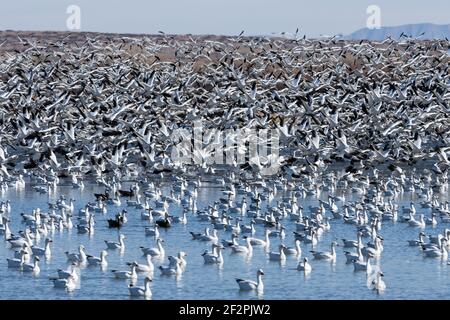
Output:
[0, 33, 450, 298]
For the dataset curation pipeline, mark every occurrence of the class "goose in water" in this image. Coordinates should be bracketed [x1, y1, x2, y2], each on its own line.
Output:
[408, 232, 426, 246]
[269, 244, 287, 261]
[128, 276, 152, 298]
[87, 250, 108, 267]
[128, 254, 154, 273]
[353, 257, 372, 274]
[297, 257, 312, 273]
[311, 242, 337, 260]
[283, 240, 302, 256]
[423, 238, 448, 259]
[345, 246, 364, 264]
[159, 256, 183, 275]
[246, 229, 270, 247]
[52, 275, 77, 291]
[342, 232, 363, 248]
[231, 237, 253, 254]
[7, 250, 28, 268]
[57, 264, 79, 282]
[241, 220, 256, 234]
[408, 214, 426, 228]
[236, 269, 264, 291]
[173, 252, 188, 271]
[31, 238, 53, 256]
[199, 229, 219, 242]
[65, 245, 87, 263]
[202, 243, 225, 264]
[112, 262, 138, 280]
[172, 210, 188, 224]
[141, 238, 165, 257]
[145, 225, 159, 238]
[371, 271, 386, 293]
[190, 227, 210, 240]
[105, 234, 126, 250]
[23, 256, 40, 274]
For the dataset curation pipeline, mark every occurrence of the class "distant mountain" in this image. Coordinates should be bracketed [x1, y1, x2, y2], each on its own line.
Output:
[345, 23, 450, 41]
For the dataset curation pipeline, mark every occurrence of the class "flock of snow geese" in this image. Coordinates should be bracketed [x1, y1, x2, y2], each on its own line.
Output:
[0, 33, 449, 298]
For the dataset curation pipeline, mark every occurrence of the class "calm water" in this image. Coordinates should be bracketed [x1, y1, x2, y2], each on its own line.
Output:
[0, 180, 449, 300]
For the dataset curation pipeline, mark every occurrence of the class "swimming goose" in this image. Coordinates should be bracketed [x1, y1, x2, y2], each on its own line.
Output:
[31, 238, 53, 256]
[353, 257, 372, 274]
[112, 262, 138, 280]
[141, 238, 165, 256]
[342, 232, 363, 248]
[128, 254, 154, 273]
[297, 257, 312, 273]
[311, 242, 337, 260]
[7, 250, 28, 268]
[172, 210, 188, 224]
[371, 271, 386, 293]
[241, 220, 256, 234]
[236, 269, 264, 291]
[87, 250, 108, 267]
[65, 245, 87, 263]
[57, 264, 79, 282]
[199, 229, 219, 242]
[247, 229, 270, 247]
[23, 256, 40, 274]
[52, 275, 77, 291]
[423, 238, 448, 258]
[159, 256, 183, 275]
[408, 232, 426, 246]
[105, 234, 126, 250]
[128, 276, 152, 298]
[231, 237, 253, 254]
[145, 225, 160, 238]
[283, 240, 302, 256]
[408, 214, 426, 228]
[202, 244, 225, 264]
[269, 244, 287, 261]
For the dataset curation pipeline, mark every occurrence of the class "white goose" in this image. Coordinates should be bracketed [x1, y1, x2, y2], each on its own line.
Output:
[202, 243, 225, 264]
[297, 257, 312, 273]
[159, 256, 183, 275]
[23, 256, 40, 274]
[6, 250, 28, 268]
[52, 275, 77, 291]
[145, 225, 159, 238]
[112, 262, 138, 280]
[65, 245, 87, 263]
[353, 257, 372, 274]
[128, 276, 152, 298]
[371, 271, 386, 293]
[408, 214, 425, 228]
[311, 242, 337, 260]
[269, 244, 287, 261]
[141, 238, 165, 257]
[31, 238, 53, 256]
[105, 234, 126, 250]
[231, 237, 253, 254]
[236, 269, 264, 291]
[247, 229, 270, 247]
[128, 254, 154, 273]
[87, 250, 108, 267]
[283, 240, 302, 256]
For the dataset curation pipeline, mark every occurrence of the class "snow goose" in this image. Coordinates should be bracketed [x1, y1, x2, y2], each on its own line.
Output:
[112, 262, 138, 280]
[236, 269, 264, 291]
[87, 250, 108, 267]
[31, 238, 53, 256]
[371, 271, 386, 293]
[283, 240, 302, 256]
[353, 257, 372, 274]
[247, 229, 270, 247]
[105, 234, 126, 250]
[172, 209, 188, 224]
[159, 256, 183, 275]
[128, 276, 152, 298]
[199, 229, 219, 242]
[297, 257, 312, 273]
[57, 264, 79, 282]
[241, 220, 256, 234]
[65, 245, 87, 264]
[145, 225, 160, 238]
[231, 237, 253, 254]
[408, 214, 425, 228]
[7, 250, 28, 268]
[141, 238, 165, 257]
[23, 256, 40, 274]
[311, 242, 337, 260]
[408, 232, 426, 246]
[342, 232, 363, 248]
[201, 243, 224, 264]
[128, 254, 154, 273]
[52, 275, 77, 291]
[269, 244, 287, 261]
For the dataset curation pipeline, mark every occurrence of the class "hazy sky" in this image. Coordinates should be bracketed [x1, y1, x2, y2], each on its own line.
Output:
[1, 0, 450, 37]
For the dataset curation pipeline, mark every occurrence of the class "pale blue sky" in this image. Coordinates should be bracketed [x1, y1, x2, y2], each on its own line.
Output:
[1, 0, 449, 37]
